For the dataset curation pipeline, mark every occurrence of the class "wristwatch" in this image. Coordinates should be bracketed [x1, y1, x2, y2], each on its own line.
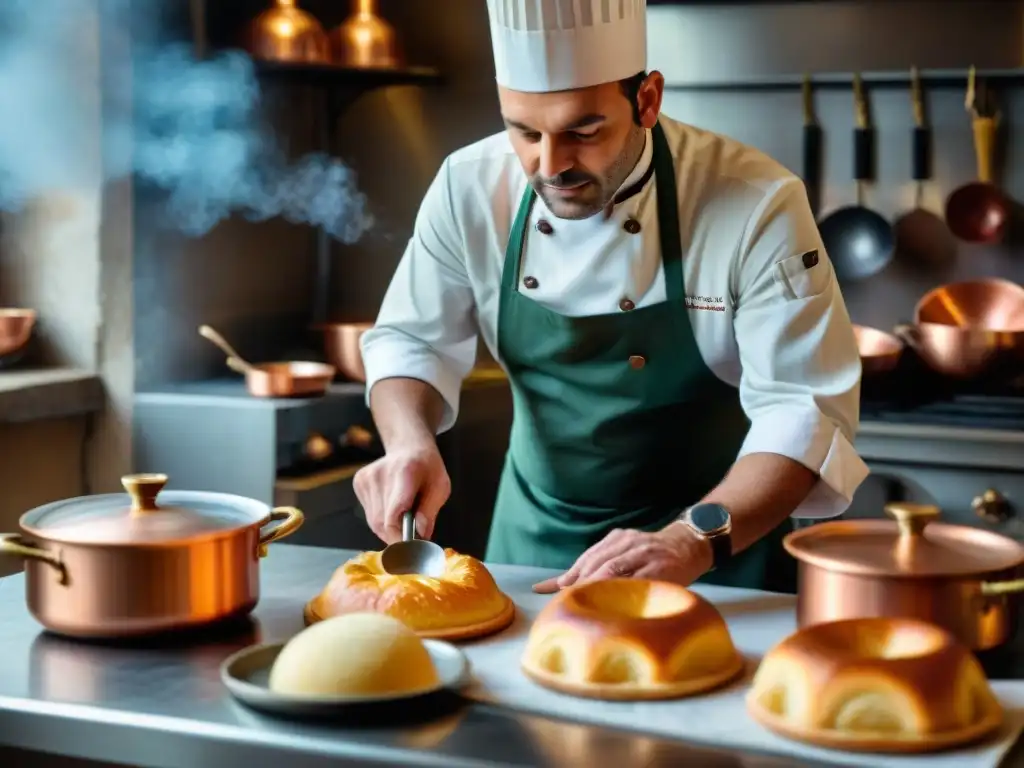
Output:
[675, 503, 733, 571]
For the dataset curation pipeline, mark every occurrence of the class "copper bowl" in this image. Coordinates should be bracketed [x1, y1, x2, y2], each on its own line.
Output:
[0, 309, 36, 357]
[320, 322, 373, 382]
[898, 278, 1024, 379]
[853, 325, 904, 377]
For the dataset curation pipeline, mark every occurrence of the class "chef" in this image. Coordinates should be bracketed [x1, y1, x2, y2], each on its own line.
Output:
[353, 0, 868, 594]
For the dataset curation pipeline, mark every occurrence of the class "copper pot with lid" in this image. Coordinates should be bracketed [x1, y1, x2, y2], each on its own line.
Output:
[785, 502, 1024, 650]
[0, 474, 304, 639]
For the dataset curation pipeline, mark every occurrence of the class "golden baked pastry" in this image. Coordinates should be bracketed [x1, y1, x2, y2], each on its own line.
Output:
[521, 578, 744, 700]
[747, 617, 1004, 753]
[304, 548, 516, 641]
[268, 613, 439, 697]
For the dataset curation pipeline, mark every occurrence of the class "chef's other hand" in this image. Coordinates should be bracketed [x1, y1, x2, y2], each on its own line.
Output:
[532, 525, 713, 594]
[353, 447, 451, 544]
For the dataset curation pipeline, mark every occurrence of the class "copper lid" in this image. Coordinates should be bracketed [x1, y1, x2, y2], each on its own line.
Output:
[784, 502, 1024, 577]
[20, 474, 271, 545]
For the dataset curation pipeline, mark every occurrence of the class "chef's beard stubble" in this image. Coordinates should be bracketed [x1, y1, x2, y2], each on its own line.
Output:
[532, 121, 647, 221]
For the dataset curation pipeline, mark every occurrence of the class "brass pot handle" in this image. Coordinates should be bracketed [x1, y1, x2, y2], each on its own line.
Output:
[258, 507, 305, 557]
[884, 501, 940, 537]
[0, 535, 68, 585]
[981, 579, 1024, 597]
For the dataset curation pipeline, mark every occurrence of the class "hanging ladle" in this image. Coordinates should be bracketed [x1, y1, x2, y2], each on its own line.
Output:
[380, 511, 447, 578]
[945, 66, 1009, 244]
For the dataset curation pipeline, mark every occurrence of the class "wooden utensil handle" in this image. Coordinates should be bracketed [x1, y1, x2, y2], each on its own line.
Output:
[853, 127, 874, 183]
[973, 116, 997, 184]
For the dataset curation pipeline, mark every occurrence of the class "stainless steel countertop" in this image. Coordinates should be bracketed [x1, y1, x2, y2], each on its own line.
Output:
[0, 544, 1011, 768]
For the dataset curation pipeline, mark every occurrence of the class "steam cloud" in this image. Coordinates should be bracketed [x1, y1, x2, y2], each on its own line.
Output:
[0, 0, 373, 243]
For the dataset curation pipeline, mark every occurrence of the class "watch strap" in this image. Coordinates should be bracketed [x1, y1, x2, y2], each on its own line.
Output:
[707, 529, 732, 571]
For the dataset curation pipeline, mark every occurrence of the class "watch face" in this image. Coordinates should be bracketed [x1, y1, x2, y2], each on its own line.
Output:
[689, 503, 730, 535]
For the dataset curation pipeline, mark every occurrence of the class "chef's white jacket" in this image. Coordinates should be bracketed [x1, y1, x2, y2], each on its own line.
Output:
[361, 115, 869, 519]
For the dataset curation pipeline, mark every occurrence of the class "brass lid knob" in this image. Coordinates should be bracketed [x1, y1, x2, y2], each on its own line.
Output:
[122, 473, 168, 514]
[884, 501, 940, 538]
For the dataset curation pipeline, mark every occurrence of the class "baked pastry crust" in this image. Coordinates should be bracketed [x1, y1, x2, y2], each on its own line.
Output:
[304, 549, 516, 641]
[747, 617, 1004, 753]
[521, 578, 744, 700]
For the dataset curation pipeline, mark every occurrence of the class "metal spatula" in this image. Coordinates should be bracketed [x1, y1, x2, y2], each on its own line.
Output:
[380, 510, 446, 577]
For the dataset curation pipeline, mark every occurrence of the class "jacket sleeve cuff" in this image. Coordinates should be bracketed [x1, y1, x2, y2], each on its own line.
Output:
[738, 407, 869, 520]
[362, 335, 464, 434]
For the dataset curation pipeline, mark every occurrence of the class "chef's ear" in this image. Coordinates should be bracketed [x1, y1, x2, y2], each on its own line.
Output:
[636, 71, 664, 130]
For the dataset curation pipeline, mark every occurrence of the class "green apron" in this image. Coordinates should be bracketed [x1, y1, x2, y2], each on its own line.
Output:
[485, 121, 794, 593]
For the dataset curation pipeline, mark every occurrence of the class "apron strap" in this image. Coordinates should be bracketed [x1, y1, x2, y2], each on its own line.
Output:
[651, 121, 684, 302]
[502, 181, 537, 295]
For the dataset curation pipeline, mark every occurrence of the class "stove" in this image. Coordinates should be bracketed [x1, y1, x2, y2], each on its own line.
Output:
[860, 352, 1024, 431]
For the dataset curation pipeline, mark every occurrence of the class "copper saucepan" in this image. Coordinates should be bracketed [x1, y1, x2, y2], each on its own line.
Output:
[199, 325, 335, 397]
[894, 278, 1024, 379]
[785, 502, 1024, 650]
[853, 324, 905, 377]
[0, 474, 304, 639]
[319, 321, 373, 382]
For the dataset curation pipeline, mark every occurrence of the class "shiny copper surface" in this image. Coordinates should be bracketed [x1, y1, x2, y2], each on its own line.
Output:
[329, 0, 403, 69]
[236, 360, 335, 398]
[853, 324, 904, 376]
[785, 502, 1024, 650]
[320, 321, 373, 382]
[245, 0, 329, 64]
[898, 278, 1024, 379]
[0, 308, 36, 357]
[199, 324, 335, 398]
[0, 475, 304, 638]
[945, 86, 1008, 244]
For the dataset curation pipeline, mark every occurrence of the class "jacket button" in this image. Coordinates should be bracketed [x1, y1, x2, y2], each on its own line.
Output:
[623, 218, 642, 235]
[628, 355, 646, 370]
[536, 220, 554, 235]
[523, 276, 539, 289]
[619, 297, 635, 312]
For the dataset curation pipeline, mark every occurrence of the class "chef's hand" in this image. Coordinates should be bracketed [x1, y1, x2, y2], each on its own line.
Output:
[353, 446, 451, 544]
[532, 525, 713, 594]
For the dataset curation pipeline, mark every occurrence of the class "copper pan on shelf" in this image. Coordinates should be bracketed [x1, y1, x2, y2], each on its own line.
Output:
[853, 324, 904, 377]
[198, 325, 334, 398]
[329, 0, 404, 69]
[244, 0, 330, 65]
[894, 278, 1024, 380]
[0, 308, 36, 358]
[317, 321, 373, 382]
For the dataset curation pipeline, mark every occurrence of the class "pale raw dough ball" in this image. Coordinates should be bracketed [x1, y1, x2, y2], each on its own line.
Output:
[268, 612, 439, 697]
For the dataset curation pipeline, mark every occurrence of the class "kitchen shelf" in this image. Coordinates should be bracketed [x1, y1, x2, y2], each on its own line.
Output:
[254, 61, 443, 90]
[663, 67, 1024, 92]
